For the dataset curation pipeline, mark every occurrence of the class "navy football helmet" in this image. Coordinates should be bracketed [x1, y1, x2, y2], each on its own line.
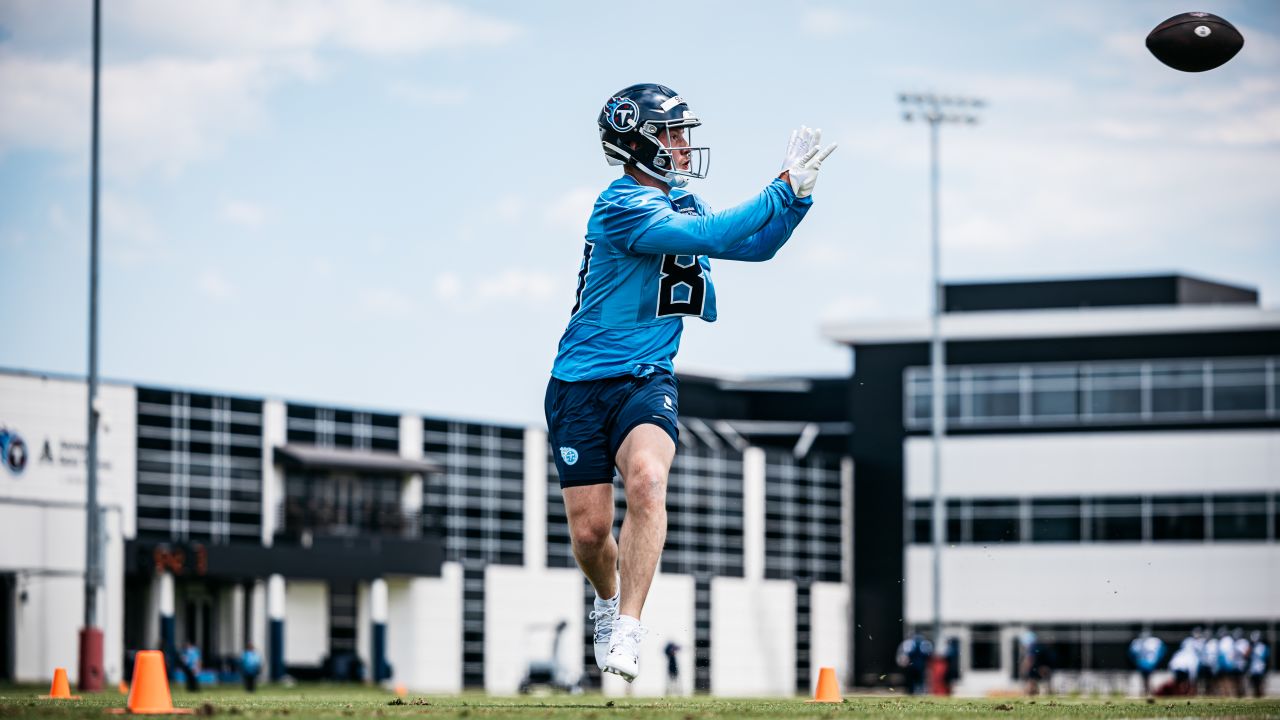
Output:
[598, 83, 709, 187]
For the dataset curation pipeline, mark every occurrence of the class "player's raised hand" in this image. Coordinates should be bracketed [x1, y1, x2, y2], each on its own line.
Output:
[780, 125, 820, 172]
[782, 127, 837, 199]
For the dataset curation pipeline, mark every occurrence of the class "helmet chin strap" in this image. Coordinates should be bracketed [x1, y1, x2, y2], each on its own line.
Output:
[633, 160, 684, 188]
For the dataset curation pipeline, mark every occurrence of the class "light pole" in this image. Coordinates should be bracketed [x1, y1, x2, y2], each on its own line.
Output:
[898, 93, 983, 651]
[79, 0, 105, 692]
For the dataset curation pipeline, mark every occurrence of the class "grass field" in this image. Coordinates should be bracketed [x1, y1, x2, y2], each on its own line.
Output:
[3, 684, 1279, 719]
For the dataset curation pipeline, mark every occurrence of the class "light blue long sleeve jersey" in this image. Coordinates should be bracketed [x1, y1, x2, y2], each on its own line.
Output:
[552, 174, 812, 382]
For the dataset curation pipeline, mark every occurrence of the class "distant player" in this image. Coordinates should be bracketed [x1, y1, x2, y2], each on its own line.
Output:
[663, 641, 681, 696]
[1129, 631, 1166, 696]
[1215, 626, 1236, 696]
[896, 632, 933, 695]
[1168, 637, 1199, 695]
[546, 83, 835, 683]
[1198, 627, 1217, 695]
[1247, 630, 1269, 698]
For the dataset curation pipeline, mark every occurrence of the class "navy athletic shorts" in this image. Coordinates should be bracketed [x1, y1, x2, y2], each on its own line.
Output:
[544, 370, 679, 488]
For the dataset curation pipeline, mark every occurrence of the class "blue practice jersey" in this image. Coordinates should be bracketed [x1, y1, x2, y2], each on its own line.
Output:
[552, 174, 811, 381]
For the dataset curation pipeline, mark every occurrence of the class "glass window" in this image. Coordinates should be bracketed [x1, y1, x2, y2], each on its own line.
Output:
[1090, 497, 1143, 542]
[1151, 363, 1204, 416]
[910, 500, 933, 544]
[971, 499, 1021, 543]
[1212, 361, 1267, 414]
[1033, 625, 1084, 671]
[970, 368, 1021, 421]
[947, 499, 966, 543]
[1212, 494, 1268, 541]
[1151, 496, 1205, 541]
[1031, 499, 1082, 542]
[1086, 366, 1142, 417]
[970, 625, 1001, 670]
[907, 374, 931, 425]
[906, 370, 963, 426]
[1030, 368, 1078, 418]
[1090, 624, 1143, 670]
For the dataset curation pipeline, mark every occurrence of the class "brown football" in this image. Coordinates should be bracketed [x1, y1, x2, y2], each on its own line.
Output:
[1146, 12, 1244, 72]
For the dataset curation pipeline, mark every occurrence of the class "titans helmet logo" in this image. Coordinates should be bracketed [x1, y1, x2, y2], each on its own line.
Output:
[605, 97, 640, 132]
[559, 446, 579, 466]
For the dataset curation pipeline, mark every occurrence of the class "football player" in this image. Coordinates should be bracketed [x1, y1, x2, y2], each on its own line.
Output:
[545, 83, 835, 682]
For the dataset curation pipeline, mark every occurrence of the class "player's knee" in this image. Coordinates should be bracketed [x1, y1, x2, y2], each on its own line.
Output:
[571, 517, 613, 550]
[625, 466, 667, 515]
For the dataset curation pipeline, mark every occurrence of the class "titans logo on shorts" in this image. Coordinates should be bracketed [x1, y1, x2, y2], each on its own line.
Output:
[545, 370, 679, 488]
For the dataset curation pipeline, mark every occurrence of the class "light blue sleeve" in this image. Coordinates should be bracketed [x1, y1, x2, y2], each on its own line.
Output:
[626, 179, 812, 261]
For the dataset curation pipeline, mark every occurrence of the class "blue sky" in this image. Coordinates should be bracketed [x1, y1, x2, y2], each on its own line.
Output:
[2, 0, 1277, 425]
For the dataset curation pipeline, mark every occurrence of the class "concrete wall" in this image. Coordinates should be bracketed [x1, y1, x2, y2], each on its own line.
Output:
[810, 581, 850, 691]
[0, 503, 126, 684]
[484, 565, 582, 695]
[0, 374, 134, 683]
[284, 581, 328, 665]
[0, 374, 137, 536]
[905, 430, 1280, 498]
[710, 577, 794, 696]
[906, 544, 1280, 623]
[386, 563, 463, 693]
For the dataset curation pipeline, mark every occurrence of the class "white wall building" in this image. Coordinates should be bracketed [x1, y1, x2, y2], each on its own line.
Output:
[827, 274, 1280, 695]
[0, 367, 851, 697]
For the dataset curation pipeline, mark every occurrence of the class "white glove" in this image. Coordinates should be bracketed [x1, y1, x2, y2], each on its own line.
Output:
[781, 126, 838, 199]
[780, 125, 820, 172]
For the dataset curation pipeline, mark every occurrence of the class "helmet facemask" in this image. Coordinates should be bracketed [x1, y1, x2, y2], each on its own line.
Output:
[638, 120, 709, 188]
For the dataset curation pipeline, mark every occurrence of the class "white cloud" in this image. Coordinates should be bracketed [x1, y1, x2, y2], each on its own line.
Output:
[799, 7, 871, 38]
[0, 52, 276, 177]
[495, 195, 529, 222]
[197, 269, 237, 300]
[222, 200, 266, 229]
[434, 272, 462, 301]
[543, 187, 596, 234]
[358, 287, 413, 315]
[101, 193, 164, 266]
[0, 0, 520, 177]
[794, 241, 855, 267]
[0, 52, 89, 159]
[477, 268, 557, 303]
[432, 268, 557, 308]
[387, 81, 470, 107]
[820, 293, 884, 323]
[106, 0, 520, 57]
[308, 256, 335, 279]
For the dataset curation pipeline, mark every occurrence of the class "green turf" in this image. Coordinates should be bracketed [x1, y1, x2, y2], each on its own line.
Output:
[2, 684, 1278, 719]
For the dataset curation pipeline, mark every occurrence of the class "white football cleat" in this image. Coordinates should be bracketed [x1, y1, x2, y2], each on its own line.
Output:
[588, 591, 619, 670]
[602, 615, 645, 683]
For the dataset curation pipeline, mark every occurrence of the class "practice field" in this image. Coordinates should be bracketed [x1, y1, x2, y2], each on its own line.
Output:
[3, 685, 1279, 720]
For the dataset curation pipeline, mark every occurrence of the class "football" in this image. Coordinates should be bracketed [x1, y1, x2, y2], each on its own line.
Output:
[1146, 11, 1244, 72]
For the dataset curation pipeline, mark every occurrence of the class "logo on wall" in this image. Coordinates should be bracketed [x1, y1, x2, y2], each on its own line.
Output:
[0, 426, 28, 476]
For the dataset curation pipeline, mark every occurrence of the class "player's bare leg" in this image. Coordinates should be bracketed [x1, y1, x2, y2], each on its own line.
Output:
[615, 424, 674, 618]
[563, 482, 620, 669]
[603, 423, 675, 681]
[563, 483, 618, 598]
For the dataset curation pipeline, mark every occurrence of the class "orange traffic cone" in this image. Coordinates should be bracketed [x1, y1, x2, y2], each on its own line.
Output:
[394, 683, 408, 697]
[118, 679, 129, 695]
[39, 667, 81, 700]
[109, 650, 193, 715]
[806, 666, 842, 703]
